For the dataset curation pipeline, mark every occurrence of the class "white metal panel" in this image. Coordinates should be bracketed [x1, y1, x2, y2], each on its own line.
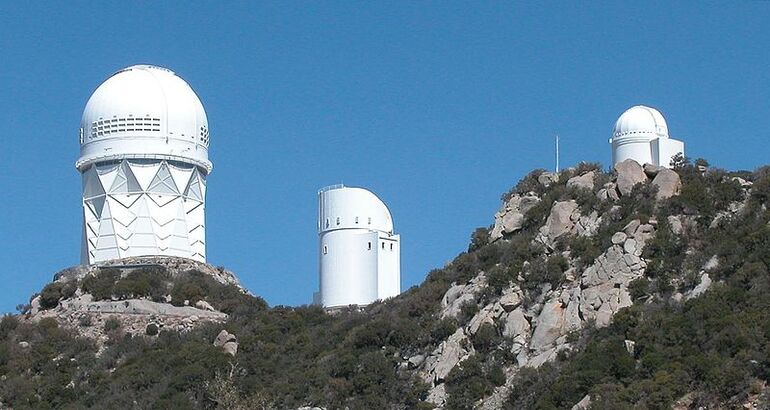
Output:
[316, 185, 401, 307]
[376, 233, 401, 300]
[78, 65, 211, 172]
[652, 138, 685, 168]
[319, 230, 379, 307]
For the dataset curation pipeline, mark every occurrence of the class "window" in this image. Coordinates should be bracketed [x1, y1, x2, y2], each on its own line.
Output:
[355, 216, 359, 224]
[390, 243, 393, 251]
[382, 242, 385, 249]
[368, 217, 372, 225]
[367, 242, 371, 250]
[325, 218, 329, 228]
[323, 245, 327, 255]
[336, 217, 340, 225]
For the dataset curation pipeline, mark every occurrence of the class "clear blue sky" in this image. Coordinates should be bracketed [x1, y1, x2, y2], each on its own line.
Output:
[1, 2, 768, 313]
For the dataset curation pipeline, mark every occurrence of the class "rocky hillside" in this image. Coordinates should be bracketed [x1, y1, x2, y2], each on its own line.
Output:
[2, 156, 770, 410]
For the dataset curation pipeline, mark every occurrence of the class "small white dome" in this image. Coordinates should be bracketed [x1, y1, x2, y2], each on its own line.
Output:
[77, 65, 211, 171]
[613, 105, 669, 140]
[318, 185, 394, 234]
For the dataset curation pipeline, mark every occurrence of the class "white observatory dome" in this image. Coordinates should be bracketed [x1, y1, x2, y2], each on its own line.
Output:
[77, 65, 211, 171]
[612, 105, 669, 140]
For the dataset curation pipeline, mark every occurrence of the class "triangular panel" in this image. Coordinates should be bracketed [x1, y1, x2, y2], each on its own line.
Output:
[95, 162, 120, 192]
[110, 162, 142, 193]
[148, 163, 179, 194]
[184, 169, 203, 201]
[128, 161, 161, 191]
[168, 164, 194, 195]
[83, 166, 105, 199]
[86, 195, 106, 219]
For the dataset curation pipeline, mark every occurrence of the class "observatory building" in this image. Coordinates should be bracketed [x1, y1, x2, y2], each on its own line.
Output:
[315, 185, 401, 308]
[77, 65, 211, 264]
[610, 105, 685, 168]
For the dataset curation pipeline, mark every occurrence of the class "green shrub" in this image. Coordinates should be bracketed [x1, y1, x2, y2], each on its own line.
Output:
[39, 282, 64, 309]
[472, 323, 499, 352]
[145, 323, 159, 336]
[628, 277, 651, 300]
[81, 268, 121, 300]
[104, 317, 121, 332]
[469, 227, 490, 252]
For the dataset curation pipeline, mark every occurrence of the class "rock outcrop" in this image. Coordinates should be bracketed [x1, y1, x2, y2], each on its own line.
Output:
[23, 256, 239, 348]
[566, 171, 596, 191]
[213, 329, 238, 356]
[440, 274, 487, 319]
[614, 159, 648, 196]
[538, 200, 579, 244]
[651, 168, 682, 200]
[490, 194, 541, 241]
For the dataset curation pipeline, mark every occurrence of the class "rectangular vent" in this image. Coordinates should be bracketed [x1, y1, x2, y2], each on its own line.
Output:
[90, 117, 161, 139]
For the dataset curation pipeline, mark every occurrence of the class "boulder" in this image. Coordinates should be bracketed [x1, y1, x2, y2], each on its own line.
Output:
[540, 201, 579, 241]
[571, 395, 592, 410]
[430, 329, 472, 382]
[573, 211, 600, 237]
[668, 215, 684, 235]
[194, 300, 215, 312]
[614, 159, 648, 196]
[643, 163, 663, 178]
[611, 232, 627, 245]
[686, 273, 712, 300]
[566, 171, 596, 191]
[651, 168, 682, 200]
[529, 299, 566, 352]
[490, 194, 541, 241]
[407, 354, 425, 369]
[731, 176, 753, 188]
[426, 383, 447, 407]
[502, 308, 530, 351]
[223, 341, 238, 356]
[703, 255, 719, 271]
[538, 172, 559, 187]
[623, 219, 641, 236]
[214, 330, 237, 356]
[440, 275, 486, 319]
[499, 287, 523, 312]
[466, 303, 504, 335]
[18, 341, 30, 349]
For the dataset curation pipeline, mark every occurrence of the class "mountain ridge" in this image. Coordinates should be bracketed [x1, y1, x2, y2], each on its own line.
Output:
[2, 156, 769, 409]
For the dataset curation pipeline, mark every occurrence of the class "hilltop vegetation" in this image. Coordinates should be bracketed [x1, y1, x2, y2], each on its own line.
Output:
[2, 157, 770, 409]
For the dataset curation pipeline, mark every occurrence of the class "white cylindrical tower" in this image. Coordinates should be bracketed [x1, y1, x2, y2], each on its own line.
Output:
[77, 65, 211, 264]
[317, 185, 401, 307]
[610, 105, 669, 166]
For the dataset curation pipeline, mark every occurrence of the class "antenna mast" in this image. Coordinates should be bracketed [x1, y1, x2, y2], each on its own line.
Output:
[555, 135, 560, 173]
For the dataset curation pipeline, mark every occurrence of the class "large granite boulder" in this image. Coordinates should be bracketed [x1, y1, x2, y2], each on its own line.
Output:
[539, 200, 579, 241]
[567, 171, 596, 191]
[651, 168, 682, 200]
[614, 159, 648, 196]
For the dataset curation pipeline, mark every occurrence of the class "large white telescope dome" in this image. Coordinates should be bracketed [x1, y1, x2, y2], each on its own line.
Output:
[612, 105, 669, 140]
[77, 65, 211, 171]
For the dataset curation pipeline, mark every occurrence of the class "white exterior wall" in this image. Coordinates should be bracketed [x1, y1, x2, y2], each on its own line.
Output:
[317, 185, 401, 308]
[611, 136, 656, 167]
[611, 136, 685, 168]
[78, 65, 210, 264]
[651, 138, 685, 168]
[319, 230, 379, 306]
[376, 233, 400, 300]
[80, 159, 207, 264]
